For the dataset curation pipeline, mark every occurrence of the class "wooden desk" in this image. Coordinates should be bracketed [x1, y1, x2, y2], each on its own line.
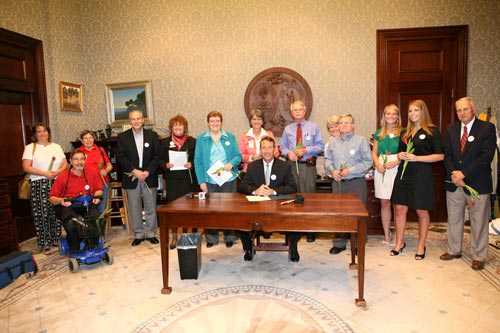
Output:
[157, 193, 369, 307]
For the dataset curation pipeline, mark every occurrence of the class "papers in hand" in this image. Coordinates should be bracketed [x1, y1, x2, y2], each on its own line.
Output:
[169, 151, 188, 170]
[207, 160, 233, 186]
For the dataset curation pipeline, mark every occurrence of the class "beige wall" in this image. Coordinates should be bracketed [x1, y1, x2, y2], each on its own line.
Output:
[1, 0, 499, 151]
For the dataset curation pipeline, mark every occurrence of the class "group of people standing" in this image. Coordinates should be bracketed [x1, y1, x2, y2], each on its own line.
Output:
[370, 97, 495, 271]
[22, 96, 496, 270]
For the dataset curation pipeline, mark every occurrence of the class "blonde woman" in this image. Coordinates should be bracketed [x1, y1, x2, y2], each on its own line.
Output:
[323, 115, 340, 180]
[372, 105, 402, 247]
[390, 100, 444, 259]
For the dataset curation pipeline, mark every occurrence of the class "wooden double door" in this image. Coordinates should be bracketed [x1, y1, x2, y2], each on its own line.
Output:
[0, 27, 49, 248]
[377, 25, 468, 222]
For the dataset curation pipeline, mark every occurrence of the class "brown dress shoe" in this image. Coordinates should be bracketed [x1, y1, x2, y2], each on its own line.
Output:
[440, 253, 462, 260]
[471, 260, 485, 271]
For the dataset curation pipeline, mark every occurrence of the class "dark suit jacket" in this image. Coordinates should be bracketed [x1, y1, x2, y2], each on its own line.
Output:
[443, 117, 496, 194]
[116, 128, 160, 189]
[239, 158, 297, 195]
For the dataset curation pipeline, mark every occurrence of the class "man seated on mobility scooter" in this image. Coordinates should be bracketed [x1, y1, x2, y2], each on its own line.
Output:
[49, 150, 112, 271]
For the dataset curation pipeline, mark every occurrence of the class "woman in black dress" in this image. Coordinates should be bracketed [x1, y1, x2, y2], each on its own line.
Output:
[159, 114, 199, 249]
[390, 100, 444, 259]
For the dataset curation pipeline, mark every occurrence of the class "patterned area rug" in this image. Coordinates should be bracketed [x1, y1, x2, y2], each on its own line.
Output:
[133, 285, 353, 333]
[0, 249, 67, 309]
[409, 223, 500, 291]
[460, 233, 500, 291]
[0, 236, 121, 310]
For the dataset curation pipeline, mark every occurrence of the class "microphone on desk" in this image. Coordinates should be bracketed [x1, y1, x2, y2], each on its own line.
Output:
[293, 194, 304, 204]
[185, 192, 209, 199]
[279, 195, 305, 205]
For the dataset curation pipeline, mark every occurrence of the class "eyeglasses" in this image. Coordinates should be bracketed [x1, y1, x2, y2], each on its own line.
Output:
[291, 108, 305, 112]
[339, 121, 353, 125]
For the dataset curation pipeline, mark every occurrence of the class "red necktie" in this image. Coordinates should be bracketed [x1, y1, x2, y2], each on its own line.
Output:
[460, 125, 467, 152]
[296, 124, 303, 160]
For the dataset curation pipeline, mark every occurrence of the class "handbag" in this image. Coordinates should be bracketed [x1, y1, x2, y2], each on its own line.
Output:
[18, 174, 31, 200]
[18, 143, 36, 200]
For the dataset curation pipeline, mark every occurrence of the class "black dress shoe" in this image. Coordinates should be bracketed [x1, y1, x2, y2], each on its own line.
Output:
[289, 250, 300, 262]
[329, 246, 346, 255]
[306, 233, 316, 243]
[244, 250, 253, 261]
[390, 242, 406, 256]
[131, 238, 143, 246]
[225, 241, 234, 248]
[147, 237, 159, 244]
[206, 242, 214, 248]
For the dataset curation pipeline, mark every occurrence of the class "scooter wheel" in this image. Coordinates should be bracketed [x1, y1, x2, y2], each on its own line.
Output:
[103, 252, 114, 265]
[68, 258, 79, 273]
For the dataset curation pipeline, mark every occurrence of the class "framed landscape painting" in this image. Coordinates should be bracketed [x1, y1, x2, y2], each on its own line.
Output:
[106, 80, 154, 126]
[60, 81, 82, 112]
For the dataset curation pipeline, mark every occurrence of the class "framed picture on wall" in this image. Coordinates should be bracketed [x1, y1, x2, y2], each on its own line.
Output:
[105, 80, 154, 126]
[59, 81, 83, 112]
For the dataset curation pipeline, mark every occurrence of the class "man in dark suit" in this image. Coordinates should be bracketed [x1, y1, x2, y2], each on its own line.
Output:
[238, 137, 301, 262]
[117, 110, 160, 246]
[441, 97, 497, 271]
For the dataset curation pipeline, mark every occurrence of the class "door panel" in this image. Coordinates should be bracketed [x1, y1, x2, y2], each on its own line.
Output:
[0, 90, 33, 177]
[0, 27, 49, 244]
[0, 40, 37, 92]
[377, 25, 468, 222]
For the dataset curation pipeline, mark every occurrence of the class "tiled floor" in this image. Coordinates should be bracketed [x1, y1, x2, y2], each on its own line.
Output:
[1, 224, 499, 333]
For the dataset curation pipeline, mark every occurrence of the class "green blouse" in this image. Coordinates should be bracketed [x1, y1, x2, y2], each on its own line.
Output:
[373, 128, 401, 155]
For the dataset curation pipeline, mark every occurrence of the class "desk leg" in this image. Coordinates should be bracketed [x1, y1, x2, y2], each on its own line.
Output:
[349, 233, 357, 269]
[160, 223, 172, 294]
[355, 217, 366, 307]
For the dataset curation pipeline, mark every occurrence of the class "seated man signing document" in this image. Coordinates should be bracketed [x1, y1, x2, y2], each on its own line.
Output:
[238, 137, 301, 262]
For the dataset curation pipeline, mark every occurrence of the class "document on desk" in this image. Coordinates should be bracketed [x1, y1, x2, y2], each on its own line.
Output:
[168, 150, 188, 170]
[246, 195, 271, 202]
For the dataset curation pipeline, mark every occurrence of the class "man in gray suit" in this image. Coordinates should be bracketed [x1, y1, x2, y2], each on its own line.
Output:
[441, 97, 497, 270]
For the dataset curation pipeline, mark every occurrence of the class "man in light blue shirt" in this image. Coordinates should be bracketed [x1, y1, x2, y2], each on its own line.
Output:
[324, 114, 372, 254]
[281, 100, 324, 242]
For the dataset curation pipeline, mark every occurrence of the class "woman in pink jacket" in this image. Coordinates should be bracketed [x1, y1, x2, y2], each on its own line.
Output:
[239, 109, 279, 173]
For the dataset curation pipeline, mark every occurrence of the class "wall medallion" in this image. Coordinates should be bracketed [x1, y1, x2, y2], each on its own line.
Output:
[244, 67, 313, 137]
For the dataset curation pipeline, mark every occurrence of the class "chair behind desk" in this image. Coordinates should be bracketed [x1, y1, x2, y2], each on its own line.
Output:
[252, 231, 289, 252]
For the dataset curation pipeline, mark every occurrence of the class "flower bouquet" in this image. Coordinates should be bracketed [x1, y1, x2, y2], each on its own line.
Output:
[48, 156, 56, 171]
[295, 139, 303, 174]
[338, 162, 348, 191]
[97, 160, 108, 188]
[186, 151, 193, 184]
[400, 139, 414, 180]
[125, 172, 152, 193]
[446, 180, 479, 205]
[212, 166, 239, 179]
[95, 207, 113, 235]
[381, 151, 390, 184]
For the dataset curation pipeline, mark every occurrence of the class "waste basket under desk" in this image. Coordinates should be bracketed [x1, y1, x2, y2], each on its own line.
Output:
[177, 233, 202, 280]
